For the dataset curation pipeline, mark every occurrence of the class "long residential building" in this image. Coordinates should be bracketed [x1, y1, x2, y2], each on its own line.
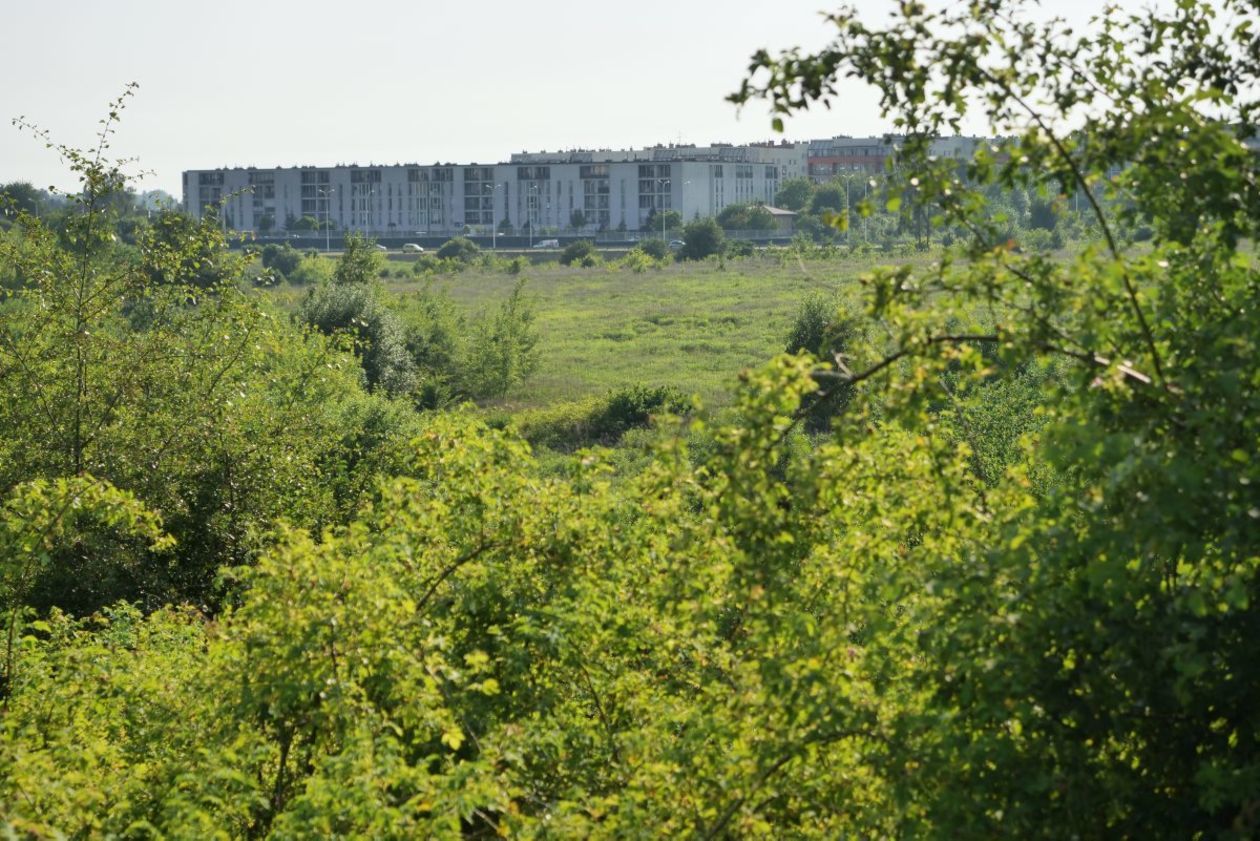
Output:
[181, 136, 980, 236]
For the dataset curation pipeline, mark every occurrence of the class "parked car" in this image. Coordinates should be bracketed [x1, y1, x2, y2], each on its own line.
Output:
[374, 244, 389, 252]
[668, 239, 686, 249]
[533, 239, 560, 249]
[401, 243, 424, 253]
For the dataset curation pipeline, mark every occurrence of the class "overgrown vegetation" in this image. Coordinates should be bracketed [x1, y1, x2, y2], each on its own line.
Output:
[2, 0, 1259, 835]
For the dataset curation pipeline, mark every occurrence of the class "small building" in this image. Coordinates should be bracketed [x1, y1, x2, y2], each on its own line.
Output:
[762, 206, 798, 234]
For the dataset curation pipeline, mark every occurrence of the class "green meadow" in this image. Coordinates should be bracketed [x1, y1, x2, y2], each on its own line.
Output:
[357, 251, 936, 409]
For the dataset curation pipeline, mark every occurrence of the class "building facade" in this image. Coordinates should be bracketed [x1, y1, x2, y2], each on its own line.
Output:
[181, 135, 984, 235]
[184, 143, 802, 236]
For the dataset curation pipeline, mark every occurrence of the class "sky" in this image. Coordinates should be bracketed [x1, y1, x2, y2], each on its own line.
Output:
[1, 0, 1126, 196]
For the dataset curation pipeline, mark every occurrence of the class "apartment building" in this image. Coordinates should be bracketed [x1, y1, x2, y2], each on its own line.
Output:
[184, 140, 804, 236]
[806, 135, 986, 180]
[181, 135, 983, 235]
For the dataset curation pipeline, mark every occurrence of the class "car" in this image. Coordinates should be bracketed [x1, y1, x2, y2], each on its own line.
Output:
[374, 244, 389, 252]
[533, 239, 560, 249]
[668, 239, 686, 248]
[401, 243, 424, 253]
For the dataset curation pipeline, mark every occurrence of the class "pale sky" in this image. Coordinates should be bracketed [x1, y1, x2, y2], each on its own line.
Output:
[2, 0, 1127, 196]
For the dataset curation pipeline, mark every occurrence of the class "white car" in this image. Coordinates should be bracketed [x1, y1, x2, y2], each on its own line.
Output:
[401, 243, 424, 253]
[533, 239, 560, 249]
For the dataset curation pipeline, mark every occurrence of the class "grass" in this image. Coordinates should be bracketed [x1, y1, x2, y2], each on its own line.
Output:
[376, 250, 940, 409]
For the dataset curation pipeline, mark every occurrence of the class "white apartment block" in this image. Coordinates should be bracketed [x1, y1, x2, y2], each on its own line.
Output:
[181, 136, 983, 235]
[183, 141, 806, 236]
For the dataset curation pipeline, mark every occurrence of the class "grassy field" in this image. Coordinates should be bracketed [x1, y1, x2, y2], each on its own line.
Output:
[269, 250, 942, 410]
[395, 253, 933, 409]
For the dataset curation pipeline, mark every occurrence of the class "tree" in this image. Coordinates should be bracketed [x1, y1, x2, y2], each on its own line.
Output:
[0, 88, 389, 611]
[1027, 195, 1061, 230]
[334, 232, 386, 285]
[0, 182, 44, 220]
[716, 203, 777, 231]
[731, 0, 1260, 833]
[642, 208, 682, 233]
[289, 215, 319, 231]
[459, 278, 539, 398]
[569, 209, 587, 231]
[808, 182, 846, 215]
[677, 217, 723, 260]
[774, 177, 814, 211]
[300, 282, 416, 396]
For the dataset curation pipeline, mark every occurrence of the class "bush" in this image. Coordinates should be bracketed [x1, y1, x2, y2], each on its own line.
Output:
[436, 236, 481, 262]
[299, 283, 417, 396]
[618, 249, 657, 273]
[260, 243, 301, 277]
[591, 384, 689, 440]
[678, 218, 724, 261]
[458, 278, 539, 399]
[559, 240, 597, 266]
[724, 239, 756, 258]
[785, 292, 864, 430]
[286, 255, 335, 286]
[507, 384, 689, 451]
[639, 239, 671, 260]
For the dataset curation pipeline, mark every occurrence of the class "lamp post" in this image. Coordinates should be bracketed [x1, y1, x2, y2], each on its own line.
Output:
[317, 186, 336, 253]
[656, 178, 670, 242]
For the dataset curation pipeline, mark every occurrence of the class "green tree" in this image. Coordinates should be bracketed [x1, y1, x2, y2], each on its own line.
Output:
[732, 0, 1260, 832]
[677, 217, 723, 260]
[808, 182, 846, 215]
[0, 88, 401, 609]
[459, 278, 539, 398]
[569, 209, 587, 231]
[774, 177, 814, 211]
[642, 208, 682, 234]
[716, 203, 776, 231]
[334, 232, 386, 285]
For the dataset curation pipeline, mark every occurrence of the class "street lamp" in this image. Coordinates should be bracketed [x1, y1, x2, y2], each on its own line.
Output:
[527, 183, 539, 249]
[317, 186, 336, 253]
[656, 178, 671, 242]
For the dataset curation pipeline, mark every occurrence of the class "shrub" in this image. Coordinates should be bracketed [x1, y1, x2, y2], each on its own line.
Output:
[591, 384, 689, 440]
[559, 239, 597, 266]
[286, 255, 335, 286]
[678, 218, 724, 261]
[618, 248, 656, 273]
[260, 243, 301, 277]
[436, 236, 481, 262]
[458, 279, 539, 399]
[299, 283, 417, 396]
[639, 239, 671, 260]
